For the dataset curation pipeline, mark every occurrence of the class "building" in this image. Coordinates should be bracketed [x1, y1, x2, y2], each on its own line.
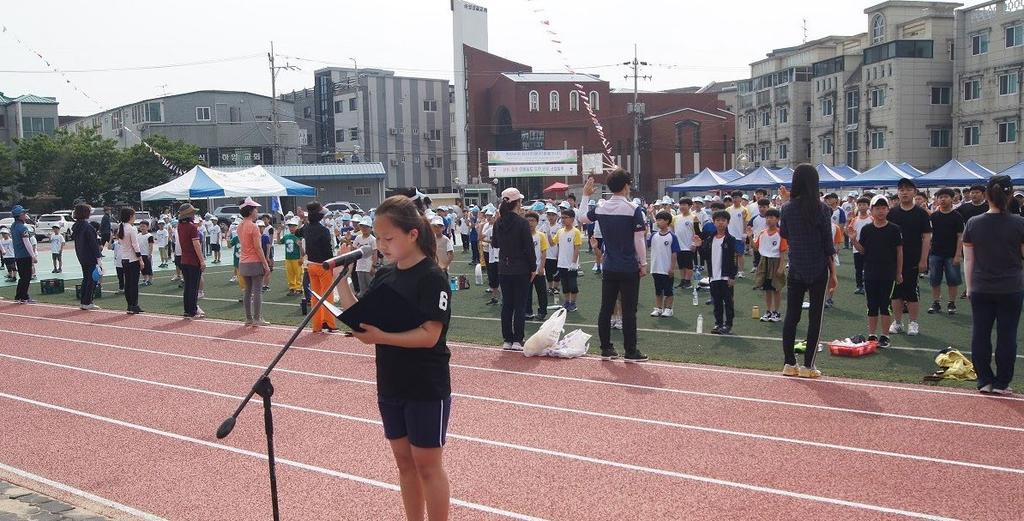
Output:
[462, 46, 735, 199]
[62, 90, 300, 167]
[452, 0, 490, 187]
[738, 1, 962, 172]
[0, 92, 59, 148]
[953, 0, 1023, 172]
[310, 67, 453, 191]
[279, 87, 318, 164]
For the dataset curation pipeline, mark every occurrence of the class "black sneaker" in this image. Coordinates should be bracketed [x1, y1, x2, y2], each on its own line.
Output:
[718, 325, 732, 335]
[927, 301, 942, 314]
[867, 335, 878, 343]
[600, 348, 619, 361]
[525, 313, 536, 320]
[535, 315, 546, 322]
[710, 325, 723, 335]
[824, 298, 834, 309]
[878, 336, 891, 348]
[947, 302, 957, 315]
[624, 352, 649, 363]
[486, 298, 498, 305]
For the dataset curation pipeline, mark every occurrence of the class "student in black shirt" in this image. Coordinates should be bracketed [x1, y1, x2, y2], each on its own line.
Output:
[957, 184, 989, 222]
[336, 195, 452, 519]
[295, 202, 338, 333]
[927, 188, 964, 316]
[853, 195, 903, 348]
[964, 175, 1024, 395]
[886, 178, 931, 337]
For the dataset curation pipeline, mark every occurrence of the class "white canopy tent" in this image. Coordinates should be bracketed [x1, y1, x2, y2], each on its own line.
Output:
[140, 165, 315, 201]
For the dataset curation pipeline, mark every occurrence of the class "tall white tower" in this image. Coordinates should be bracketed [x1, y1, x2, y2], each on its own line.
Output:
[451, 0, 488, 186]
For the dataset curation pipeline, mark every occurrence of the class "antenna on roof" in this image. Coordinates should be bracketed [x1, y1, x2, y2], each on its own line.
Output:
[802, 19, 808, 43]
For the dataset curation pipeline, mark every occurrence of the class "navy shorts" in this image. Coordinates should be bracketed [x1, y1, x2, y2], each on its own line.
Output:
[211, 243, 221, 253]
[676, 251, 694, 270]
[652, 273, 674, 297]
[378, 397, 452, 449]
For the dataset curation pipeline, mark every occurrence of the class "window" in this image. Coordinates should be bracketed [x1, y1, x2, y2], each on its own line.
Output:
[777, 143, 788, 160]
[589, 91, 600, 111]
[528, 90, 539, 112]
[964, 79, 981, 101]
[549, 91, 560, 111]
[353, 187, 371, 197]
[930, 86, 951, 105]
[846, 130, 858, 166]
[999, 72, 1019, 96]
[0, 114, 5, 128]
[869, 87, 886, 108]
[334, 101, 343, 113]
[427, 129, 442, 140]
[761, 110, 771, 126]
[821, 135, 834, 155]
[335, 129, 345, 142]
[303, 106, 313, 119]
[963, 125, 980, 146]
[747, 113, 755, 130]
[820, 97, 834, 117]
[972, 33, 989, 55]
[999, 121, 1018, 143]
[777, 106, 788, 124]
[196, 106, 211, 121]
[845, 91, 859, 124]
[930, 129, 950, 148]
[870, 130, 885, 150]
[758, 145, 770, 161]
[863, 39, 933, 65]
[145, 102, 162, 123]
[349, 98, 358, 111]
[871, 14, 885, 44]
[1008, 24, 1024, 48]
[422, 100, 438, 112]
[349, 128, 359, 141]
[569, 90, 580, 111]
[805, 105, 812, 122]
[21, 117, 54, 138]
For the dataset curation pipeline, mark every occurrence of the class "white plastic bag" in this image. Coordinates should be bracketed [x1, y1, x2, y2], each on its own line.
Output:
[474, 263, 484, 285]
[523, 308, 567, 357]
[545, 328, 591, 358]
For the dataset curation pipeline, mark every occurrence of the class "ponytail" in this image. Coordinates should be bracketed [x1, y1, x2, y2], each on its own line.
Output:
[117, 207, 135, 239]
[986, 175, 1014, 213]
[376, 195, 437, 262]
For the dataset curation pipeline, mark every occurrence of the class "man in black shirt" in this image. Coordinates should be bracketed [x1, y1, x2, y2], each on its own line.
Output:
[927, 188, 964, 315]
[886, 178, 931, 336]
[957, 184, 989, 222]
[853, 195, 903, 348]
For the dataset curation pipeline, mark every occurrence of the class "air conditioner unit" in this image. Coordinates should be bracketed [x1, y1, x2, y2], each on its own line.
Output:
[389, 128, 398, 135]
[390, 158, 399, 166]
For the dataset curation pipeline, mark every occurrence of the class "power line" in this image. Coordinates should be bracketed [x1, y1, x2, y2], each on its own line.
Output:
[0, 53, 263, 74]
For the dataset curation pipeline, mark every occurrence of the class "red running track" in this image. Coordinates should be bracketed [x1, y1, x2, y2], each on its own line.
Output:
[1, 301, 1023, 520]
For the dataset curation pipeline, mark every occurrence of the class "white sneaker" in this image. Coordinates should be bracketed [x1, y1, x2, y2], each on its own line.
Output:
[501, 342, 514, 351]
[611, 319, 623, 330]
[510, 342, 524, 352]
[79, 304, 101, 310]
[661, 308, 674, 317]
[229, 276, 237, 283]
[592, 264, 599, 272]
[650, 308, 663, 317]
[198, 291, 205, 299]
[907, 321, 920, 336]
[737, 272, 745, 279]
[889, 321, 904, 335]
[759, 313, 772, 322]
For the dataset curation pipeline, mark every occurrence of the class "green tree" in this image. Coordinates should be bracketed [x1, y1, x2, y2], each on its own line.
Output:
[109, 135, 202, 206]
[13, 128, 120, 206]
[12, 131, 64, 198]
[0, 143, 19, 205]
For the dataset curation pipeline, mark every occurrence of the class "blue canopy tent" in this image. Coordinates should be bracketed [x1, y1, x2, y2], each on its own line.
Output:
[813, 163, 849, 188]
[831, 164, 861, 179]
[897, 162, 926, 177]
[1001, 160, 1024, 183]
[963, 160, 996, 178]
[914, 159, 987, 187]
[140, 165, 316, 201]
[666, 168, 740, 192]
[844, 160, 915, 188]
[771, 166, 794, 185]
[724, 166, 787, 190]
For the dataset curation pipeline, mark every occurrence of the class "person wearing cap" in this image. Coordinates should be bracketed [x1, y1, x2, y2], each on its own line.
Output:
[458, 207, 472, 254]
[352, 215, 377, 298]
[543, 206, 562, 295]
[963, 175, 1024, 395]
[0, 227, 16, 282]
[887, 178, 932, 337]
[154, 221, 169, 269]
[295, 201, 338, 333]
[258, 220, 273, 292]
[579, 168, 649, 362]
[49, 225, 65, 274]
[432, 216, 454, 276]
[9, 205, 36, 303]
[237, 198, 272, 326]
[726, 191, 751, 277]
[480, 207, 501, 304]
[177, 203, 206, 319]
[207, 215, 223, 265]
[852, 195, 903, 349]
[492, 187, 535, 351]
[280, 217, 305, 296]
[70, 203, 103, 310]
[845, 195, 873, 294]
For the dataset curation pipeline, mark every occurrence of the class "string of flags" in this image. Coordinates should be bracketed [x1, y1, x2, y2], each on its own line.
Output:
[524, 0, 616, 172]
[2, 24, 187, 176]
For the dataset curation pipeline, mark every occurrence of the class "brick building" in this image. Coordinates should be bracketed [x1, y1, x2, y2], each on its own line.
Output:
[461, 46, 735, 199]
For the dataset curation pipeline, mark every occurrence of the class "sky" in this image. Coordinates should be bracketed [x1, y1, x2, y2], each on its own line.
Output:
[1, 0, 879, 117]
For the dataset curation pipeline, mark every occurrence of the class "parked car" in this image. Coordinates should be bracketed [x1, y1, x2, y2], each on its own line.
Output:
[53, 210, 73, 219]
[35, 214, 73, 241]
[213, 205, 241, 225]
[88, 207, 107, 227]
[134, 211, 155, 228]
[324, 201, 364, 214]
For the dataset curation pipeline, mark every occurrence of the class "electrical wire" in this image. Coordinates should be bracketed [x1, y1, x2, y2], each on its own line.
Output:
[0, 53, 263, 74]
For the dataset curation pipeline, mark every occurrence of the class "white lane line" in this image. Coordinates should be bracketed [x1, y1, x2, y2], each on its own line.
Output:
[2, 328, 1022, 435]
[0, 392, 545, 521]
[0, 461, 169, 521]
[4, 351, 1021, 478]
[0, 392, 958, 521]
[9, 305, 1019, 404]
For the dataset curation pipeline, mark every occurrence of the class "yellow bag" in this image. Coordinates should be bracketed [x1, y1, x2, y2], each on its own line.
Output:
[932, 349, 977, 381]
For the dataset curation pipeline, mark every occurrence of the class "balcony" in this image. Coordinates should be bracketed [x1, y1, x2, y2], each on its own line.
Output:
[863, 40, 934, 65]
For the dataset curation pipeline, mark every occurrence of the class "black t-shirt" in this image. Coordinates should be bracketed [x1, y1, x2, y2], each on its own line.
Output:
[887, 205, 931, 271]
[367, 257, 452, 400]
[957, 201, 989, 223]
[860, 222, 903, 281]
[963, 213, 1024, 294]
[295, 222, 333, 263]
[929, 210, 964, 258]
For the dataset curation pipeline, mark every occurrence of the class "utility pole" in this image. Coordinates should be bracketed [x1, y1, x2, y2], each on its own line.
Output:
[268, 41, 299, 165]
[623, 44, 650, 194]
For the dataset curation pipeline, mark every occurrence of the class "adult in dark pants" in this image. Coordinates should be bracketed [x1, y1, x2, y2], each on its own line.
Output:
[578, 169, 649, 363]
[779, 164, 837, 378]
[964, 175, 1024, 396]
[116, 207, 145, 314]
[71, 203, 103, 310]
[9, 205, 37, 303]
[99, 207, 113, 248]
[492, 188, 536, 351]
[177, 203, 206, 319]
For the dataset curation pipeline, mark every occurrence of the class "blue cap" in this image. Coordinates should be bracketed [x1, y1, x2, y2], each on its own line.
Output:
[341, 214, 352, 221]
[530, 202, 546, 212]
[11, 205, 28, 217]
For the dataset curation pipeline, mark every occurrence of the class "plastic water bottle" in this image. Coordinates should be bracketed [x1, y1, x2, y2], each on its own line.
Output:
[696, 314, 704, 334]
[692, 284, 699, 306]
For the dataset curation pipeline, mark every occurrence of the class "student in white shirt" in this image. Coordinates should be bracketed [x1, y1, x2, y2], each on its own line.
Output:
[543, 207, 561, 294]
[649, 211, 682, 317]
[753, 208, 788, 322]
[672, 198, 702, 289]
[524, 211, 549, 321]
[725, 191, 751, 277]
[138, 221, 155, 285]
[747, 199, 770, 272]
[116, 208, 145, 314]
[208, 220, 222, 264]
[154, 222, 169, 268]
[352, 217, 377, 298]
[481, 210, 501, 305]
[49, 226, 65, 273]
[0, 229, 16, 281]
[554, 209, 583, 311]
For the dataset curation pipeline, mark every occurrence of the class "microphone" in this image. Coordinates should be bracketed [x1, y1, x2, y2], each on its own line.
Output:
[321, 245, 372, 270]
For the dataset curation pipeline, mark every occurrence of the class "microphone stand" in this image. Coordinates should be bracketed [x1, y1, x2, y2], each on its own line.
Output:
[215, 263, 353, 521]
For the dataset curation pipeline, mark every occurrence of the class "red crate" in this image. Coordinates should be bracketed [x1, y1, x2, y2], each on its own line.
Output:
[828, 340, 878, 357]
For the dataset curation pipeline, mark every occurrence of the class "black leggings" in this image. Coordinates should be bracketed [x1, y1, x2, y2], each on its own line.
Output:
[865, 279, 894, 317]
[709, 279, 735, 327]
[598, 271, 640, 354]
[80, 263, 97, 306]
[853, 252, 865, 288]
[782, 273, 828, 367]
[500, 273, 530, 343]
[122, 260, 141, 309]
[15, 257, 32, 301]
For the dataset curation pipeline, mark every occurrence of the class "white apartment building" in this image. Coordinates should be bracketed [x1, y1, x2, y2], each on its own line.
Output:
[953, 0, 1024, 172]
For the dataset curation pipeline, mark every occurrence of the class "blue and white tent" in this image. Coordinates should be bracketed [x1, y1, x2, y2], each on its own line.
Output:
[831, 164, 861, 179]
[1001, 160, 1024, 183]
[725, 166, 787, 190]
[844, 161, 915, 187]
[140, 165, 315, 201]
[914, 159, 987, 187]
[815, 163, 848, 188]
[897, 162, 926, 177]
[962, 160, 996, 178]
[666, 168, 740, 192]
